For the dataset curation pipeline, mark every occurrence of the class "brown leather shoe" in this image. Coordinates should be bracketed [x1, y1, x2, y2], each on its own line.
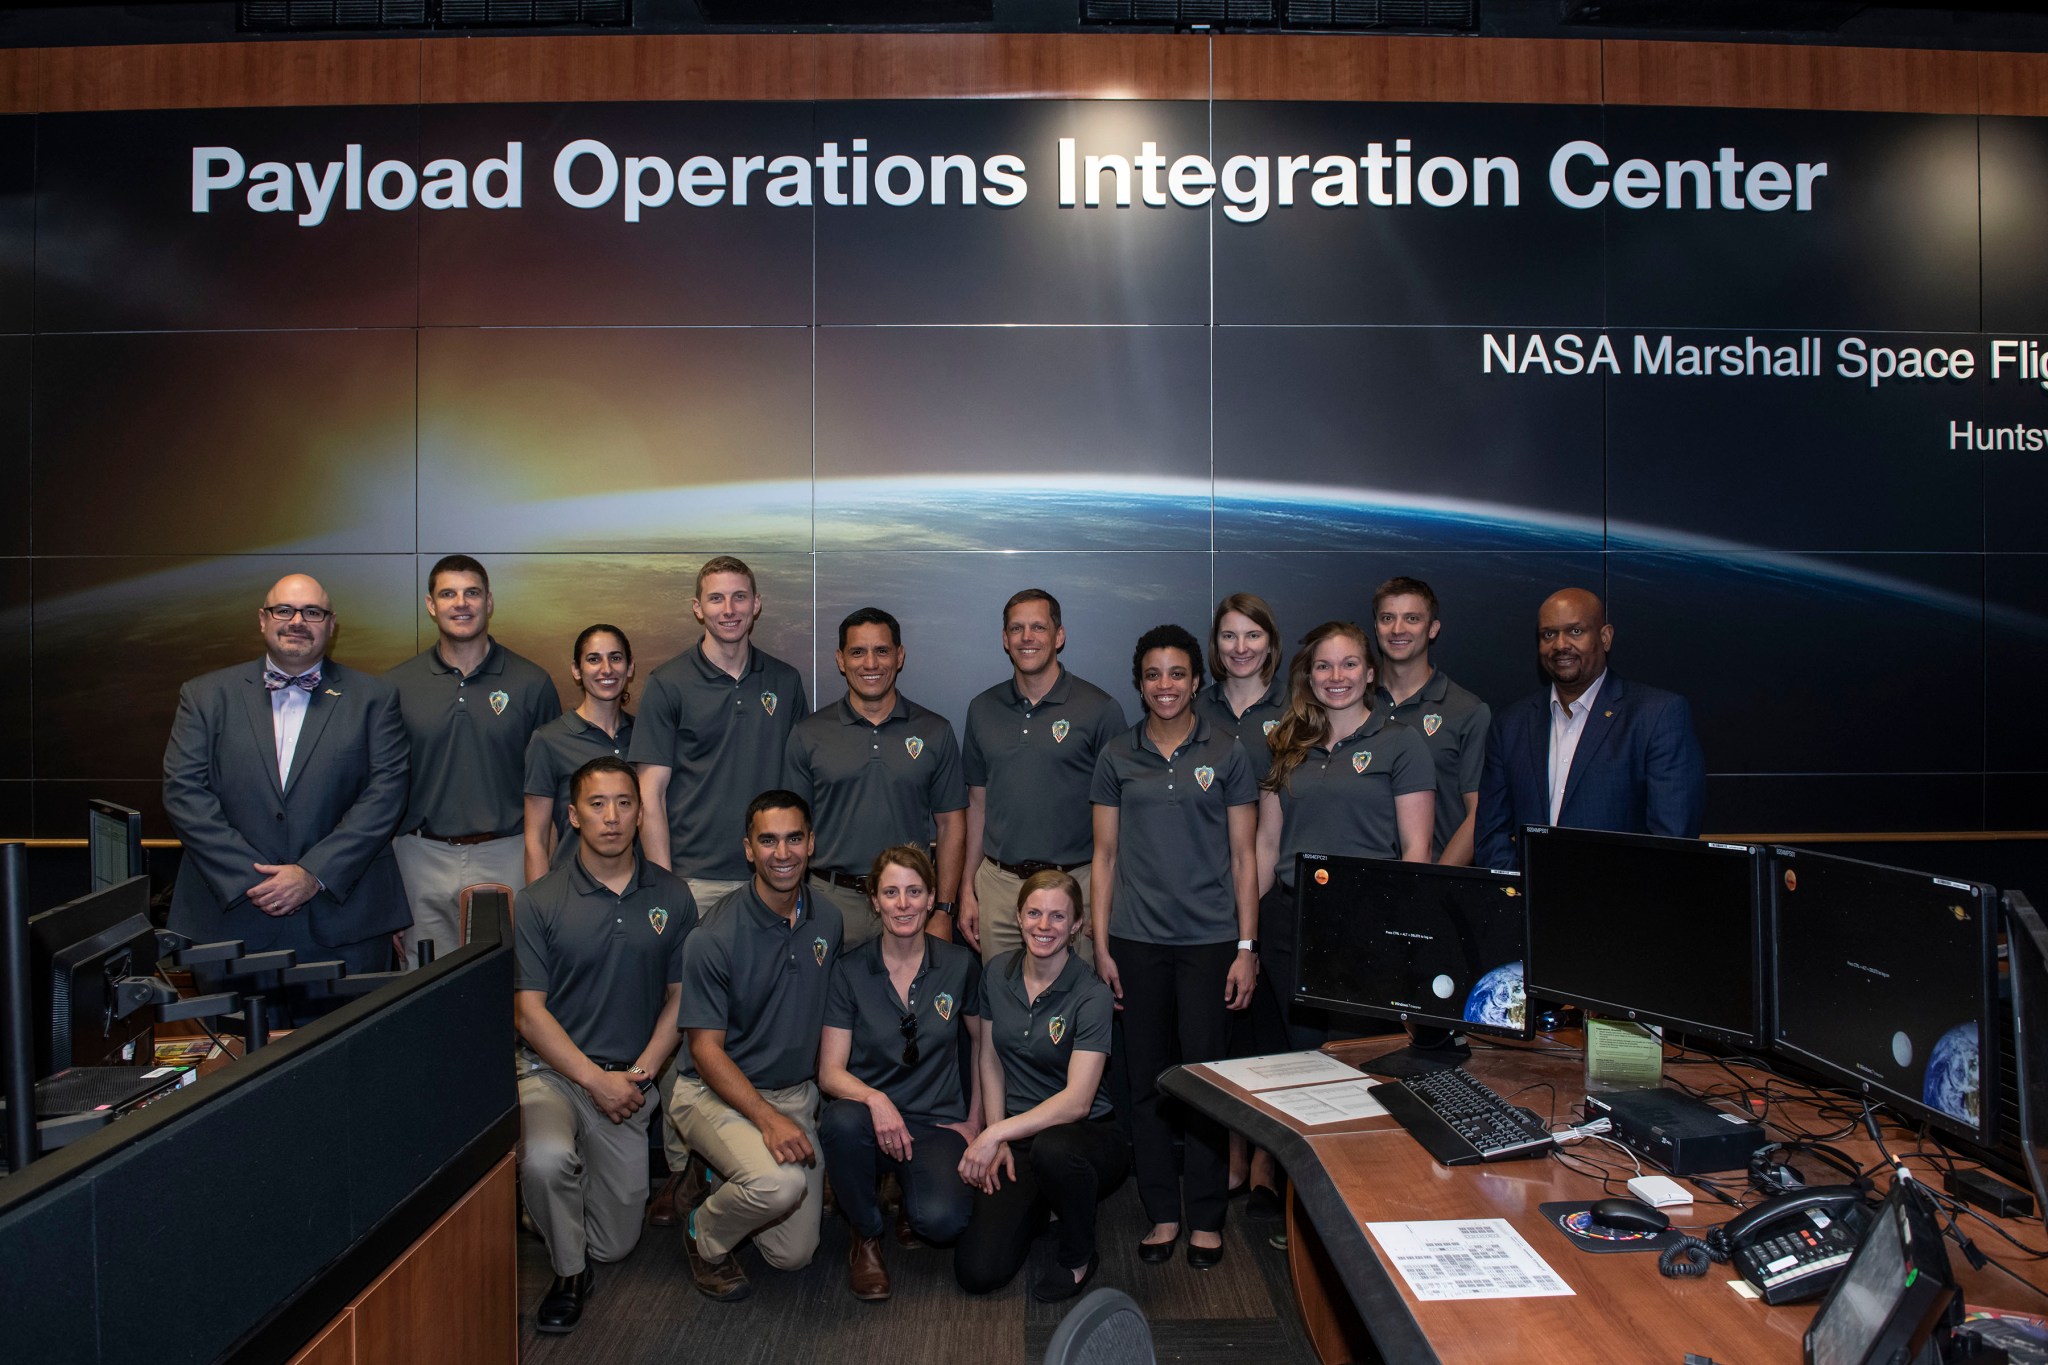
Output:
[684, 1218, 752, 1302]
[893, 1206, 922, 1250]
[848, 1235, 891, 1301]
[646, 1172, 682, 1228]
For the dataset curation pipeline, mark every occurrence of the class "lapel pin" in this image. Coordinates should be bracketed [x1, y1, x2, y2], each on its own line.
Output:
[324, 689, 342, 697]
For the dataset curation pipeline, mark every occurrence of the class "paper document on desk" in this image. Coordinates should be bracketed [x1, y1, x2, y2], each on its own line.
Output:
[1258, 1079, 1389, 1126]
[1200, 1050, 1362, 1092]
[1366, 1219, 1575, 1302]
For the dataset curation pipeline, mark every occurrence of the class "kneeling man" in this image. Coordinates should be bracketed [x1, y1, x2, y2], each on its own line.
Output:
[515, 756, 697, 1333]
[670, 790, 843, 1301]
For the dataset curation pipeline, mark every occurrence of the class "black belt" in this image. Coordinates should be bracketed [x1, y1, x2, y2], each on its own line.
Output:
[817, 869, 872, 895]
[415, 828, 518, 846]
[985, 855, 1088, 878]
[591, 1059, 638, 1072]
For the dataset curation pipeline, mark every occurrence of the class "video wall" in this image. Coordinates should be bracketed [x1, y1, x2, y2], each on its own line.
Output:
[5, 84, 2046, 837]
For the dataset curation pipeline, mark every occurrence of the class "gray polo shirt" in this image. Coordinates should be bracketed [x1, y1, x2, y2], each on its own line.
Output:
[523, 710, 636, 871]
[962, 666, 1127, 866]
[1271, 709, 1435, 887]
[1376, 669, 1493, 861]
[1195, 672, 1287, 783]
[627, 642, 809, 881]
[677, 879, 844, 1091]
[387, 639, 562, 837]
[1090, 717, 1257, 946]
[973, 949, 1113, 1121]
[824, 935, 982, 1126]
[784, 694, 967, 877]
[514, 854, 695, 1067]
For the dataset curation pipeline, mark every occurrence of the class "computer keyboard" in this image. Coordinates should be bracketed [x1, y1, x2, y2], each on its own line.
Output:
[1368, 1067, 1557, 1168]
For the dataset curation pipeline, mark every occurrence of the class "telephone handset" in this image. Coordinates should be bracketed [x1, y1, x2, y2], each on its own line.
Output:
[1711, 1186, 1877, 1306]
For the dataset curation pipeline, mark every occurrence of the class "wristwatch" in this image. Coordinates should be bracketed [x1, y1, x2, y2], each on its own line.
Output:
[935, 901, 957, 915]
[1236, 938, 1259, 954]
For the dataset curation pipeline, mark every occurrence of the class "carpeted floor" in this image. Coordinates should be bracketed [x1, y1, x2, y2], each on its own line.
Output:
[516, 1177, 1321, 1365]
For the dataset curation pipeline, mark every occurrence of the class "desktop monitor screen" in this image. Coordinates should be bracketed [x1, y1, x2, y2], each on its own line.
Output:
[1294, 853, 1531, 1040]
[26, 875, 157, 1076]
[2002, 891, 2048, 1220]
[1770, 848, 1999, 1145]
[1522, 827, 1766, 1049]
[88, 800, 144, 893]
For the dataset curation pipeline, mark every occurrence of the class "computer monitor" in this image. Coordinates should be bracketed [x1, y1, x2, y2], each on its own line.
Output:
[1522, 827, 1766, 1049]
[26, 875, 158, 1076]
[2002, 890, 2048, 1221]
[87, 800, 144, 893]
[1294, 853, 1531, 1040]
[1770, 848, 2000, 1145]
[1804, 1175, 1958, 1365]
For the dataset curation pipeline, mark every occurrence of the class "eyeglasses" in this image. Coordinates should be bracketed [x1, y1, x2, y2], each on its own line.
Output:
[899, 1011, 919, 1067]
[262, 605, 332, 624]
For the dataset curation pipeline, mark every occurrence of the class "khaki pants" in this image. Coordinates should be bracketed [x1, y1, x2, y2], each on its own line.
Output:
[391, 832, 524, 969]
[808, 875, 878, 949]
[972, 858, 1094, 967]
[519, 1068, 654, 1277]
[669, 1075, 823, 1267]
[685, 878, 748, 920]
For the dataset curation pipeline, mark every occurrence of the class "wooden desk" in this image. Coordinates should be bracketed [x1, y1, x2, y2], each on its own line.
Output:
[1163, 1034, 2048, 1365]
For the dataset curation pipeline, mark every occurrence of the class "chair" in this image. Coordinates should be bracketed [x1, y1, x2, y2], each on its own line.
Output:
[458, 882, 515, 945]
[1042, 1287, 1155, 1365]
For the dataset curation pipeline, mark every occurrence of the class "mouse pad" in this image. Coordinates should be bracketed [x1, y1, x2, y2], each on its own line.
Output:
[1539, 1201, 1684, 1255]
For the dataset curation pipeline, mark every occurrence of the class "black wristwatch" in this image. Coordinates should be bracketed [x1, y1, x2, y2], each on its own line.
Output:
[935, 901, 957, 916]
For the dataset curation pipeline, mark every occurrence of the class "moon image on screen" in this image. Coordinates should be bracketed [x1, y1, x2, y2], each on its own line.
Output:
[1432, 974, 1456, 999]
[1892, 1031, 1915, 1068]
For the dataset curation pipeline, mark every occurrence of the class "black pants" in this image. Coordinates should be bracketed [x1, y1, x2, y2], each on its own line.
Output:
[1251, 882, 1331, 1054]
[954, 1118, 1130, 1292]
[1114, 935, 1238, 1234]
[816, 1099, 973, 1245]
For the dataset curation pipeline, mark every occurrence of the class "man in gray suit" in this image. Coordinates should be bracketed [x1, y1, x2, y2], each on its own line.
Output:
[163, 573, 411, 980]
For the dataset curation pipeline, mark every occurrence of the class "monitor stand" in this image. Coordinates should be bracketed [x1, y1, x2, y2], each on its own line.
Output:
[1363, 1027, 1472, 1080]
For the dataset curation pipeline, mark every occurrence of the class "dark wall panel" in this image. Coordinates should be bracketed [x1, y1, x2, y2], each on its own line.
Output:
[34, 330, 418, 557]
[1603, 108, 1980, 332]
[816, 100, 1209, 326]
[0, 115, 32, 335]
[36, 107, 422, 332]
[1213, 102, 1605, 326]
[417, 327, 812, 555]
[814, 326, 1212, 553]
[419, 103, 816, 327]
[1605, 330, 1983, 553]
[1214, 327, 1605, 553]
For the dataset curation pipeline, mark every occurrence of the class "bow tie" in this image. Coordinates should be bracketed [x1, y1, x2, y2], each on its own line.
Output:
[264, 667, 322, 693]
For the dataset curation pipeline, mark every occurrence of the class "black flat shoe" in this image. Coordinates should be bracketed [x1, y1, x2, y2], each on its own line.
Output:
[1187, 1239, 1225, 1269]
[1034, 1252, 1099, 1302]
[1246, 1184, 1283, 1222]
[536, 1267, 594, 1333]
[1137, 1231, 1179, 1264]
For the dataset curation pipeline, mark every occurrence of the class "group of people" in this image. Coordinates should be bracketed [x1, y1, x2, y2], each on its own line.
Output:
[161, 552, 1707, 1333]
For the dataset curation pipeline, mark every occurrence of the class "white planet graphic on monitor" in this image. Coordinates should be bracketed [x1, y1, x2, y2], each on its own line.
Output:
[1923, 1021, 1980, 1125]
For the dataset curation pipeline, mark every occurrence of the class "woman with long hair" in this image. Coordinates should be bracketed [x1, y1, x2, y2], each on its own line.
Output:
[1255, 620, 1435, 1048]
[1198, 592, 1285, 783]
[522, 624, 635, 883]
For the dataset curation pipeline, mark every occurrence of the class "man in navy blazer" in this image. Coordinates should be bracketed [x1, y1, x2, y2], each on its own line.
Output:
[163, 573, 411, 978]
[1475, 589, 1705, 871]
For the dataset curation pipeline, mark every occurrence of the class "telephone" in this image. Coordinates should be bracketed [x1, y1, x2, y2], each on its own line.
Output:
[1711, 1186, 1878, 1306]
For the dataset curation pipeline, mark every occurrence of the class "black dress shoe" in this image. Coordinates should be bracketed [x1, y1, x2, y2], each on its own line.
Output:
[536, 1267, 594, 1333]
[1187, 1238, 1225, 1269]
[1137, 1231, 1179, 1264]
[1246, 1184, 1283, 1223]
[1033, 1252, 1099, 1302]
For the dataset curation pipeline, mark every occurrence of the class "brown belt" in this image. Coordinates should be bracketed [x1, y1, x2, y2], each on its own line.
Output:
[817, 869, 872, 895]
[986, 855, 1088, 878]
[415, 829, 517, 846]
